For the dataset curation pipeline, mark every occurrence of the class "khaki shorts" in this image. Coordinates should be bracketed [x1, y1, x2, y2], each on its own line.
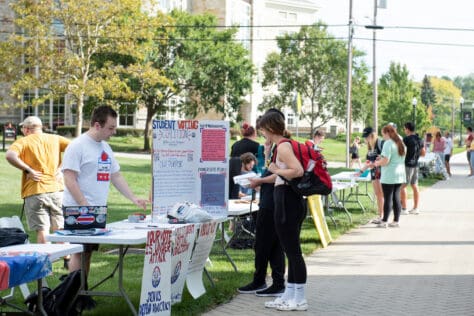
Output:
[405, 167, 418, 185]
[24, 192, 64, 231]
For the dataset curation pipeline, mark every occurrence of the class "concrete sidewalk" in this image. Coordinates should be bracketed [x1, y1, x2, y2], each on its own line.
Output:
[204, 152, 474, 316]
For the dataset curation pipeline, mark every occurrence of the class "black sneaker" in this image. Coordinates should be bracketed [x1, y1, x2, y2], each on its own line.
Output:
[255, 284, 285, 297]
[238, 282, 267, 294]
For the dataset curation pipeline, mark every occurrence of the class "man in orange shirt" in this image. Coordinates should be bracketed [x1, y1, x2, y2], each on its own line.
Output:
[6, 116, 70, 244]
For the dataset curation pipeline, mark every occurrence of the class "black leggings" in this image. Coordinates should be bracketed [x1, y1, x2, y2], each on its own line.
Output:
[273, 185, 307, 284]
[381, 183, 402, 222]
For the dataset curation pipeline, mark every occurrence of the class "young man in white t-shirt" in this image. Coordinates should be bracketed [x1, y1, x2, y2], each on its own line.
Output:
[62, 106, 148, 274]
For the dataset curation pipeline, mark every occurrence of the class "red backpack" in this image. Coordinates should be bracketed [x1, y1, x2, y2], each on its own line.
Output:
[274, 139, 332, 196]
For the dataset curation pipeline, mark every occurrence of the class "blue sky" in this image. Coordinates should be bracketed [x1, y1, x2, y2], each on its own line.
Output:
[317, 0, 474, 81]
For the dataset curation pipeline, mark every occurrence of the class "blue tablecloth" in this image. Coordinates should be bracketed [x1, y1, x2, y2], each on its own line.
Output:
[0, 253, 52, 290]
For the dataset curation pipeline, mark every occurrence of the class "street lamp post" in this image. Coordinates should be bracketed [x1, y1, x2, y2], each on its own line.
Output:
[412, 97, 417, 129]
[365, 0, 386, 133]
[459, 97, 464, 146]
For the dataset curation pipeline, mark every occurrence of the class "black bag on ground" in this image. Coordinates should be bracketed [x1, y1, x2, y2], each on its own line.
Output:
[25, 269, 95, 315]
[228, 217, 256, 249]
[0, 227, 28, 247]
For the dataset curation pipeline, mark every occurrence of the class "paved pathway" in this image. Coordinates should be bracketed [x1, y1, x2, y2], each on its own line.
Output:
[205, 152, 474, 316]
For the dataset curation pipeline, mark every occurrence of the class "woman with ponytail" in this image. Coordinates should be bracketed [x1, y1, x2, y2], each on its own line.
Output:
[370, 124, 406, 228]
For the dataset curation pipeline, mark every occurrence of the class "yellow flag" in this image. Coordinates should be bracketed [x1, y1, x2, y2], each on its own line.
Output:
[296, 92, 302, 114]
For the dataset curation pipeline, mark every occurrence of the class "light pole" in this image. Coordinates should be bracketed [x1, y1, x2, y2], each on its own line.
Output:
[412, 97, 417, 129]
[345, 0, 354, 168]
[459, 97, 464, 146]
[365, 0, 386, 133]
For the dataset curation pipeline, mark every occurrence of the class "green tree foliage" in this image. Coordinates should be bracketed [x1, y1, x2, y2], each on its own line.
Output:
[121, 11, 253, 150]
[420, 75, 437, 107]
[0, 0, 155, 136]
[378, 62, 430, 134]
[430, 77, 461, 132]
[454, 73, 474, 100]
[260, 22, 369, 133]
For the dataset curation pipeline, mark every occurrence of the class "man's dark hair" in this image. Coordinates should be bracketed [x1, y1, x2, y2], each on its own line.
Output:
[404, 122, 415, 132]
[468, 126, 473, 132]
[91, 106, 117, 127]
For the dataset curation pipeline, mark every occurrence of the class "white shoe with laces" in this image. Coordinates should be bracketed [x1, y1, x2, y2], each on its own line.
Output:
[401, 209, 409, 215]
[264, 297, 285, 309]
[276, 299, 308, 311]
[409, 208, 419, 215]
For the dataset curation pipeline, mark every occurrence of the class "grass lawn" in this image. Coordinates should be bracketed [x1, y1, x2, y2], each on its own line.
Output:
[0, 138, 441, 315]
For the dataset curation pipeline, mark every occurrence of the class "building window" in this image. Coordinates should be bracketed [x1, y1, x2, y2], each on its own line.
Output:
[119, 103, 135, 127]
[287, 112, 295, 126]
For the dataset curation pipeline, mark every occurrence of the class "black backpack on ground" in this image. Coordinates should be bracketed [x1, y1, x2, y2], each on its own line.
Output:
[25, 269, 95, 315]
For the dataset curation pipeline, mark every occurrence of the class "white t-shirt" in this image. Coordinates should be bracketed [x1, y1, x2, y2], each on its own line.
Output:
[62, 133, 120, 206]
[444, 137, 453, 155]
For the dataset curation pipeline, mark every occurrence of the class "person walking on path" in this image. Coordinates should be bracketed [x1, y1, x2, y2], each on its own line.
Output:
[349, 136, 362, 169]
[62, 106, 148, 275]
[432, 131, 448, 179]
[400, 122, 424, 215]
[444, 131, 453, 177]
[258, 110, 307, 311]
[6, 116, 70, 244]
[371, 124, 406, 228]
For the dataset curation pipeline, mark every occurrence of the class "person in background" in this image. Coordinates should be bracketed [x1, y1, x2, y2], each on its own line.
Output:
[372, 125, 406, 228]
[230, 123, 261, 198]
[357, 127, 384, 224]
[349, 136, 362, 169]
[238, 152, 257, 198]
[306, 129, 325, 152]
[401, 122, 424, 215]
[62, 106, 148, 275]
[6, 116, 70, 245]
[465, 127, 473, 176]
[258, 110, 307, 311]
[231, 122, 260, 158]
[432, 131, 448, 179]
[444, 132, 453, 177]
[425, 133, 433, 153]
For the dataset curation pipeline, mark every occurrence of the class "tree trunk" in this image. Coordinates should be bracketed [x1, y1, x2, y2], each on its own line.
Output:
[75, 93, 84, 137]
[143, 106, 154, 151]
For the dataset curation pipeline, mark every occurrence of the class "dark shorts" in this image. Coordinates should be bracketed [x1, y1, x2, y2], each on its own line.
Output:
[445, 154, 451, 162]
[83, 243, 99, 252]
[351, 153, 359, 159]
[467, 151, 471, 161]
[370, 166, 381, 180]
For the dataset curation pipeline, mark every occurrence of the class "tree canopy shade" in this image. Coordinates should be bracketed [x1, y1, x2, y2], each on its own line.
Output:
[421, 75, 437, 108]
[119, 10, 254, 150]
[0, 0, 158, 136]
[260, 22, 369, 133]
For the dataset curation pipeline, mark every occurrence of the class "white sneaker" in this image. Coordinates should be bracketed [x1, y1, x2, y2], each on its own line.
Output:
[376, 221, 387, 228]
[401, 209, 409, 215]
[264, 297, 285, 309]
[277, 299, 308, 311]
[388, 222, 399, 228]
[409, 208, 419, 215]
[371, 218, 382, 224]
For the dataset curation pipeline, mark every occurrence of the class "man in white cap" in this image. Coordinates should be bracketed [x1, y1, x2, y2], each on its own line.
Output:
[6, 116, 71, 245]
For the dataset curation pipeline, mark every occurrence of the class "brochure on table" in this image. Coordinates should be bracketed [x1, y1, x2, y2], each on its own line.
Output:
[152, 120, 229, 219]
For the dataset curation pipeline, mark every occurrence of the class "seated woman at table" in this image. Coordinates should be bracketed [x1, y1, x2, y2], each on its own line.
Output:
[238, 152, 258, 198]
[356, 127, 384, 224]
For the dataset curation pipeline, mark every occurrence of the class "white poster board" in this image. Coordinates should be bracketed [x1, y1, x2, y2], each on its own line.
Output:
[185, 221, 218, 298]
[170, 224, 196, 304]
[139, 229, 173, 316]
[152, 120, 229, 218]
